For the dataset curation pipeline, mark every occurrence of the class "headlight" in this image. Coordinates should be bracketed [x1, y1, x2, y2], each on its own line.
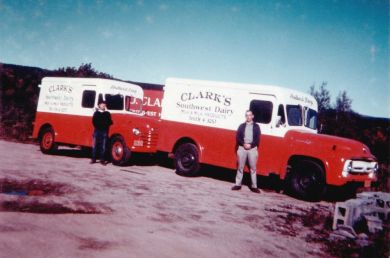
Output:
[132, 128, 141, 136]
[373, 163, 379, 172]
[346, 161, 353, 172]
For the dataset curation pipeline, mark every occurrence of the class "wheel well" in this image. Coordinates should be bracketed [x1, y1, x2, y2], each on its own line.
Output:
[38, 123, 53, 139]
[287, 155, 326, 175]
[109, 133, 125, 145]
[172, 137, 197, 153]
[110, 133, 122, 141]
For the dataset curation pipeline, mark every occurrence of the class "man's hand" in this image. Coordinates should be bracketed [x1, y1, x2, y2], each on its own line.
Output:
[244, 143, 251, 150]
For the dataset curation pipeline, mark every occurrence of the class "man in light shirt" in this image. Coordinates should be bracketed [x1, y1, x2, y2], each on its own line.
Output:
[232, 110, 261, 193]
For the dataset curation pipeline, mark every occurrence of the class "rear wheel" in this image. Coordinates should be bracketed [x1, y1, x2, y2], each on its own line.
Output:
[285, 159, 325, 201]
[174, 143, 200, 176]
[110, 136, 131, 166]
[39, 127, 57, 154]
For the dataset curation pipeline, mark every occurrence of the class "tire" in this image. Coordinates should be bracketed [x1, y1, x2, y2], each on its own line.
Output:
[285, 159, 325, 201]
[110, 136, 131, 166]
[39, 127, 58, 154]
[174, 143, 200, 176]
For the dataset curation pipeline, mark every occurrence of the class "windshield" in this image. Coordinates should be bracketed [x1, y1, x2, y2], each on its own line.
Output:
[98, 93, 124, 110]
[305, 108, 318, 130]
[286, 105, 302, 126]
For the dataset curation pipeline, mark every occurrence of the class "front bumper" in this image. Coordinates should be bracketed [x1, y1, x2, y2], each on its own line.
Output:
[342, 159, 378, 179]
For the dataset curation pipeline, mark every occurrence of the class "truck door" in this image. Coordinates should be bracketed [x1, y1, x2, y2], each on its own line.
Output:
[248, 94, 282, 176]
[79, 85, 98, 146]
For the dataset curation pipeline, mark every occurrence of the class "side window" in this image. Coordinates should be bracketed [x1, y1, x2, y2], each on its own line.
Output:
[287, 105, 302, 126]
[81, 90, 96, 108]
[249, 100, 273, 124]
[305, 108, 318, 130]
[125, 96, 143, 113]
[277, 104, 286, 124]
[98, 93, 124, 110]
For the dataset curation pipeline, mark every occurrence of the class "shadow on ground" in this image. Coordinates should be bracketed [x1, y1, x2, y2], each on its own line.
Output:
[40, 147, 359, 203]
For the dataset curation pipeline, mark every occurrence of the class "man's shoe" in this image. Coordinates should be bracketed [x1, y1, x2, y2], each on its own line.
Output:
[90, 160, 96, 164]
[231, 185, 242, 191]
[100, 160, 107, 166]
[250, 187, 261, 193]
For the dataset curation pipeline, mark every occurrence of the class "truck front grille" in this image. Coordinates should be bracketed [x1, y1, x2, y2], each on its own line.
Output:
[141, 129, 158, 149]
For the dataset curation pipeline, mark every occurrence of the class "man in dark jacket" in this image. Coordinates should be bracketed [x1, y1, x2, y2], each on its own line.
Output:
[232, 110, 261, 193]
[91, 100, 113, 165]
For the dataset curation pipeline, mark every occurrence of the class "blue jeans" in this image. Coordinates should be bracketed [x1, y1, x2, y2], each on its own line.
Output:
[92, 129, 108, 161]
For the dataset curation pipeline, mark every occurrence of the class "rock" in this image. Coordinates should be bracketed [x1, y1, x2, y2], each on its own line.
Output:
[28, 189, 45, 196]
[357, 233, 368, 240]
[330, 225, 357, 240]
[364, 215, 383, 233]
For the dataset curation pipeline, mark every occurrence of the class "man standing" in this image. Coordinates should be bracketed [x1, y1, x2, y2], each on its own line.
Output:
[232, 110, 261, 193]
[91, 100, 113, 165]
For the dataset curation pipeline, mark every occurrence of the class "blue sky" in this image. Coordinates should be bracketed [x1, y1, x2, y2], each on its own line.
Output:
[0, 0, 388, 117]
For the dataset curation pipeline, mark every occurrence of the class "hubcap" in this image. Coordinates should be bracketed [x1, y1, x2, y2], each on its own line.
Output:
[181, 152, 195, 168]
[299, 171, 317, 190]
[112, 142, 123, 160]
[42, 132, 53, 149]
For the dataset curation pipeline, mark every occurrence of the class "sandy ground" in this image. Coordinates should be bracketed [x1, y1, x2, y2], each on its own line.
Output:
[0, 140, 334, 258]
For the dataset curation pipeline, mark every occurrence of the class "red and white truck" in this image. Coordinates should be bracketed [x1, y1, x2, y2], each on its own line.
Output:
[150, 78, 378, 199]
[32, 77, 159, 165]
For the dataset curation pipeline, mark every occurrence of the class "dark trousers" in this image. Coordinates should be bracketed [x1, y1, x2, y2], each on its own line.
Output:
[92, 129, 108, 161]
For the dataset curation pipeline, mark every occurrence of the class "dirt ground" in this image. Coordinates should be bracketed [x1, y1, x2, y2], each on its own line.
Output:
[0, 139, 337, 258]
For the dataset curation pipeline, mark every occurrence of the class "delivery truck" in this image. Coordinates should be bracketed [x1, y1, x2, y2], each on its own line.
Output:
[155, 78, 378, 200]
[32, 77, 159, 165]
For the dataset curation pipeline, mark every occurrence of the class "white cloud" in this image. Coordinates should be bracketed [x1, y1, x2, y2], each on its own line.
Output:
[368, 77, 377, 84]
[145, 15, 154, 24]
[38, 0, 47, 6]
[370, 45, 377, 62]
[231, 6, 239, 12]
[26, 31, 39, 42]
[76, 1, 84, 15]
[116, 1, 130, 12]
[159, 4, 168, 11]
[33, 9, 43, 18]
[101, 30, 113, 39]
[5, 36, 21, 50]
[43, 21, 52, 28]
[82, 56, 91, 63]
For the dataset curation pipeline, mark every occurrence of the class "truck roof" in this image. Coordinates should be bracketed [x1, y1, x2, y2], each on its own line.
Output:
[166, 77, 317, 109]
[42, 77, 127, 84]
[40, 76, 143, 99]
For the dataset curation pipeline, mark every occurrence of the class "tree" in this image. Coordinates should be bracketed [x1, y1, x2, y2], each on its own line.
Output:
[335, 90, 352, 113]
[309, 82, 331, 113]
[333, 90, 357, 138]
[52, 63, 113, 79]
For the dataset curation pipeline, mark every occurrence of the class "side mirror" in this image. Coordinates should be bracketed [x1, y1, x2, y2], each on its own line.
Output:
[319, 123, 324, 133]
[275, 115, 282, 127]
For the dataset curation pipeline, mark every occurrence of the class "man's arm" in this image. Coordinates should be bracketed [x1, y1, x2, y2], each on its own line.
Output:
[251, 124, 261, 148]
[107, 112, 113, 126]
[236, 124, 244, 146]
[92, 112, 98, 128]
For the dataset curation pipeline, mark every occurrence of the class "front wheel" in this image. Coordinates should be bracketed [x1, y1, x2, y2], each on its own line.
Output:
[174, 143, 200, 176]
[285, 160, 325, 201]
[39, 127, 58, 154]
[110, 136, 131, 166]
